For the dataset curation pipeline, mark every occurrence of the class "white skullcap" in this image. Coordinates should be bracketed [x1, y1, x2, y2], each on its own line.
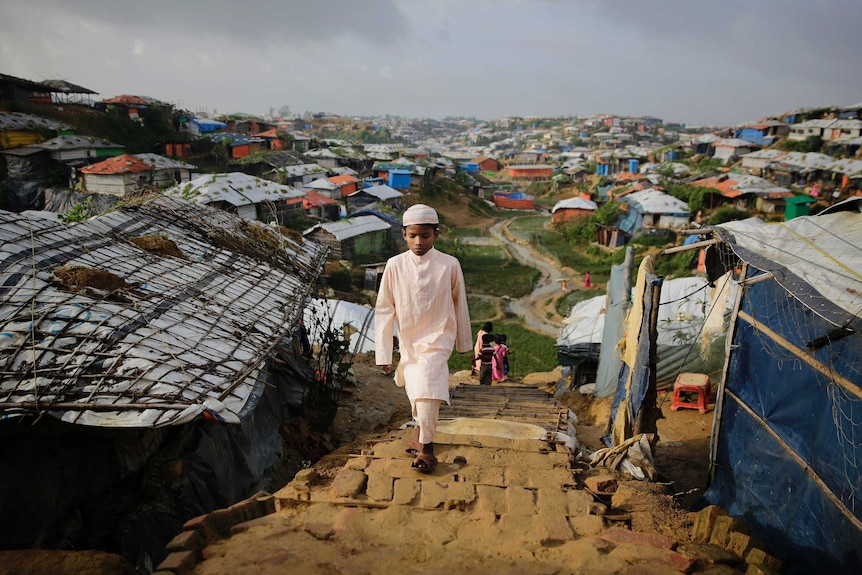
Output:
[402, 204, 439, 226]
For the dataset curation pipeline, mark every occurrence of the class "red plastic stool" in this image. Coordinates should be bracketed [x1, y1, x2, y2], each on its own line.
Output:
[671, 372, 711, 413]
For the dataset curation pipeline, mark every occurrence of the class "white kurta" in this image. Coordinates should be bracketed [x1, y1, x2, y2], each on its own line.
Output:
[375, 247, 472, 405]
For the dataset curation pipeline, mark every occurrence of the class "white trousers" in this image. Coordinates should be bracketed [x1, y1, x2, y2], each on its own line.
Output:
[413, 398, 443, 444]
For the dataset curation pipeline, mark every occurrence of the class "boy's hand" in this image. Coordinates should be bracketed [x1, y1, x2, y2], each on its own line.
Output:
[380, 365, 391, 374]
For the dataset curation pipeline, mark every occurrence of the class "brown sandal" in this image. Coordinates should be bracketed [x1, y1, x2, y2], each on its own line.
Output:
[411, 452, 437, 473]
[405, 440, 423, 456]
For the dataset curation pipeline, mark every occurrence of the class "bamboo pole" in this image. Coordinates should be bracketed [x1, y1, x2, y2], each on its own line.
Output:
[737, 310, 862, 400]
[661, 238, 719, 255]
[725, 388, 862, 532]
[708, 265, 747, 485]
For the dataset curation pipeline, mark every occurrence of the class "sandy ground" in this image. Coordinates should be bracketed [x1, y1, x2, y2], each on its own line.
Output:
[0, 355, 714, 575]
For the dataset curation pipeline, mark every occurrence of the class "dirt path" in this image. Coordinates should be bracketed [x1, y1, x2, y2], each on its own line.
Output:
[489, 217, 582, 336]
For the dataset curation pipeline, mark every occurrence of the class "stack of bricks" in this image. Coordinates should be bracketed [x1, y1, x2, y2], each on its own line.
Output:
[679, 504, 783, 575]
[152, 489, 276, 575]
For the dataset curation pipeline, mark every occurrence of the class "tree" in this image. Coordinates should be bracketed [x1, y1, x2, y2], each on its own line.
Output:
[278, 105, 292, 118]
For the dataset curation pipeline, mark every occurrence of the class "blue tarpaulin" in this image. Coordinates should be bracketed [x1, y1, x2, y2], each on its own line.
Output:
[702, 205, 862, 574]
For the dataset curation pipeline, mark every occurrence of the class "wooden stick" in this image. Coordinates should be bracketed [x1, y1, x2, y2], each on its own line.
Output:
[709, 264, 747, 485]
[737, 310, 862, 400]
[661, 239, 719, 255]
[726, 388, 862, 532]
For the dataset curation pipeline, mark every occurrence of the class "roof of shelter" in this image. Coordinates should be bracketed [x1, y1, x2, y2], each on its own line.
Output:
[0, 196, 326, 427]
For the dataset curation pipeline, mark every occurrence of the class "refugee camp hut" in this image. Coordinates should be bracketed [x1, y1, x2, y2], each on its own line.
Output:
[34, 134, 124, 162]
[275, 162, 328, 187]
[712, 138, 757, 164]
[328, 174, 359, 198]
[303, 190, 340, 220]
[739, 149, 788, 175]
[0, 111, 72, 149]
[691, 173, 794, 214]
[617, 189, 690, 235]
[302, 176, 341, 199]
[557, 295, 606, 391]
[305, 147, 341, 170]
[346, 184, 403, 212]
[166, 172, 304, 223]
[346, 208, 403, 246]
[507, 164, 554, 181]
[551, 196, 598, 224]
[78, 153, 155, 196]
[303, 214, 391, 260]
[135, 153, 196, 186]
[0, 196, 328, 567]
[41, 79, 98, 106]
[763, 151, 836, 187]
[699, 200, 862, 574]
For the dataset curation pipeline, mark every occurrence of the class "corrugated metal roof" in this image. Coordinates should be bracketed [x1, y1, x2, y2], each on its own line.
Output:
[329, 174, 358, 185]
[304, 215, 391, 241]
[0, 111, 72, 132]
[624, 189, 689, 214]
[348, 184, 403, 201]
[552, 197, 597, 213]
[33, 135, 121, 150]
[135, 153, 196, 171]
[0, 196, 327, 427]
[165, 172, 303, 207]
[41, 79, 97, 95]
[276, 163, 327, 177]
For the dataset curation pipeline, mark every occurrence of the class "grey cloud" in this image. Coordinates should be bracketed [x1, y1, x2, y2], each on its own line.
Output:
[5, 0, 410, 46]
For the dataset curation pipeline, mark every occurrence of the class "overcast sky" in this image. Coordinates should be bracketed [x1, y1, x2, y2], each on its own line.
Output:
[2, 0, 860, 126]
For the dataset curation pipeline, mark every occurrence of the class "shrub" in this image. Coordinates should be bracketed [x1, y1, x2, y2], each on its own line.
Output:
[708, 207, 749, 225]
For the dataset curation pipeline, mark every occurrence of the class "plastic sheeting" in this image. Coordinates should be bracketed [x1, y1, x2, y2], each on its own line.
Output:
[704, 272, 862, 574]
[561, 250, 734, 397]
[703, 206, 862, 574]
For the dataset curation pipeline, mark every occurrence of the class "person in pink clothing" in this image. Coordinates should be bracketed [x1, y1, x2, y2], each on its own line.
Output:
[492, 333, 508, 383]
[375, 204, 472, 473]
[584, 271, 591, 289]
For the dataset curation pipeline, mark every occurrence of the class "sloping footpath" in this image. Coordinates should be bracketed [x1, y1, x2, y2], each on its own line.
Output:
[153, 383, 783, 575]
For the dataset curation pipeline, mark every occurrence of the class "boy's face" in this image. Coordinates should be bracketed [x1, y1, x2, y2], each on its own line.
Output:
[403, 224, 439, 256]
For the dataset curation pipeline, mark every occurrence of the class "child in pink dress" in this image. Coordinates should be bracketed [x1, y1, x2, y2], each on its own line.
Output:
[492, 334, 508, 382]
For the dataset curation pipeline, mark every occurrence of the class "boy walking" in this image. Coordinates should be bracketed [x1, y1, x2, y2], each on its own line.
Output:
[478, 332, 495, 386]
[375, 204, 472, 473]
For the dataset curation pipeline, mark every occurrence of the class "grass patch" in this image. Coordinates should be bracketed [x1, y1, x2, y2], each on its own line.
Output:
[468, 296, 496, 322]
[448, 319, 558, 376]
[451, 227, 483, 237]
[458, 244, 539, 297]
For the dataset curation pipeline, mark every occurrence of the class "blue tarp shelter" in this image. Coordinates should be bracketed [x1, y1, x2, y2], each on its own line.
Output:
[701, 200, 862, 574]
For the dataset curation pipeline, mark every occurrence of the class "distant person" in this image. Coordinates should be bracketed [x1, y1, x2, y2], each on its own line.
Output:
[375, 204, 472, 473]
[492, 333, 508, 383]
[584, 271, 591, 289]
[500, 334, 511, 377]
[474, 321, 492, 373]
[561, 279, 567, 292]
[478, 332, 495, 386]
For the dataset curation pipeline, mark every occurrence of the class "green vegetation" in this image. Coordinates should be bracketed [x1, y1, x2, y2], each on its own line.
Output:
[451, 227, 483, 237]
[653, 250, 697, 279]
[708, 206, 749, 225]
[781, 136, 822, 154]
[59, 196, 94, 223]
[467, 295, 496, 322]
[445, 243, 539, 298]
[2, 101, 181, 154]
[665, 183, 716, 214]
